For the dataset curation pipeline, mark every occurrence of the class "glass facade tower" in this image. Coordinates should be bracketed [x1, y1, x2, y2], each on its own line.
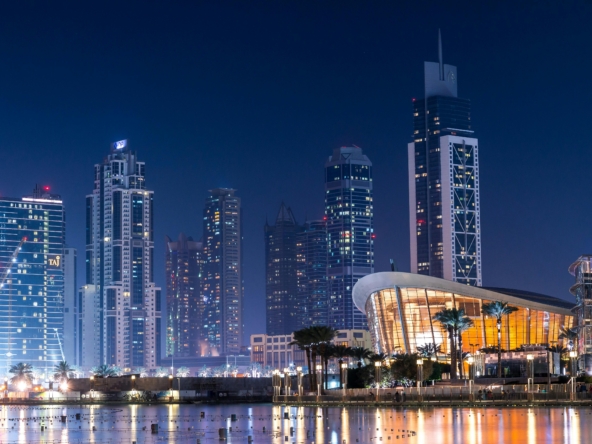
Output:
[202, 188, 243, 355]
[296, 219, 328, 328]
[165, 233, 203, 358]
[408, 33, 482, 285]
[83, 140, 161, 369]
[0, 185, 65, 374]
[325, 146, 374, 330]
[264, 203, 302, 335]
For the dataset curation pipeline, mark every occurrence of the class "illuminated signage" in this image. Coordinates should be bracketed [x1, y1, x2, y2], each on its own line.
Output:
[113, 139, 127, 150]
[47, 254, 61, 269]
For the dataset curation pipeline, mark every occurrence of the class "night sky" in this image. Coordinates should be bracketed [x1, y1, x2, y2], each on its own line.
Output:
[0, 2, 590, 346]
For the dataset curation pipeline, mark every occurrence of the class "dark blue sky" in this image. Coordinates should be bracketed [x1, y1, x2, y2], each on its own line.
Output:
[0, 1, 590, 344]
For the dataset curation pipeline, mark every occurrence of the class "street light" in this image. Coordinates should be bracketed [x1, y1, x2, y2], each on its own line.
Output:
[526, 354, 534, 396]
[569, 351, 578, 376]
[296, 366, 303, 396]
[89, 375, 94, 399]
[341, 363, 348, 395]
[316, 364, 322, 396]
[283, 368, 291, 396]
[131, 375, 136, 391]
[374, 361, 382, 388]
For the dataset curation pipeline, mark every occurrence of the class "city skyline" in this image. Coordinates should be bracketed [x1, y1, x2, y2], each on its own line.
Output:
[0, 3, 589, 346]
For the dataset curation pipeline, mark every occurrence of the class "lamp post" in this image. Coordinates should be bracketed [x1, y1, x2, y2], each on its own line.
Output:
[375, 361, 382, 402]
[526, 354, 534, 400]
[89, 375, 94, 400]
[168, 375, 173, 402]
[467, 356, 474, 399]
[131, 375, 136, 391]
[296, 366, 303, 397]
[283, 368, 291, 397]
[569, 350, 578, 377]
[341, 363, 348, 397]
[416, 359, 423, 401]
[316, 365, 322, 396]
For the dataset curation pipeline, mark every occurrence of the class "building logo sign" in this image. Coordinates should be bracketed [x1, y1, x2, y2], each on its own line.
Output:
[112, 139, 127, 150]
[47, 255, 61, 269]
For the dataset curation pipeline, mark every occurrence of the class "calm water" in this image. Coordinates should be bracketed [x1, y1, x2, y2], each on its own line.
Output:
[0, 403, 586, 443]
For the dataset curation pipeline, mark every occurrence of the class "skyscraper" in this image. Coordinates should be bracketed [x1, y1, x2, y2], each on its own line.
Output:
[296, 219, 327, 328]
[202, 188, 243, 355]
[0, 185, 65, 373]
[408, 32, 482, 286]
[325, 146, 374, 330]
[165, 233, 203, 358]
[63, 246, 78, 366]
[264, 203, 302, 335]
[83, 140, 162, 369]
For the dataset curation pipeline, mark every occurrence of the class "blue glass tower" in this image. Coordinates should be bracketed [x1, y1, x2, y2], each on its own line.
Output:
[325, 146, 374, 330]
[0, 185, 65, 375]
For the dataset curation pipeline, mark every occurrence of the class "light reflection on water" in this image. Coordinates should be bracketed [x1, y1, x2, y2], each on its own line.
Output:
[0, 404, 584, 443]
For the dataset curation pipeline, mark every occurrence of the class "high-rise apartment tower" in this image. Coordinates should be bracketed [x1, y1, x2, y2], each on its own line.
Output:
[325, 146, 374, 330]
[264, 203, 302, 335]
[165, 233, 203, 358]
[0, 185, 65, 372]
[202, 189, 243, 355]
[408, 32, 482, 285]
[83, 140, 162, 368]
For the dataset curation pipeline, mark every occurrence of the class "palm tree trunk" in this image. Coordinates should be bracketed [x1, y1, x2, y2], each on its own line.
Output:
[338, 359, 343, 389]
[311, 347, 317, 388]
[458, 332, 464, 379]
[449, 327, 457, 380]
[497, 319, 502, 378]
[305, 347, 313, 391]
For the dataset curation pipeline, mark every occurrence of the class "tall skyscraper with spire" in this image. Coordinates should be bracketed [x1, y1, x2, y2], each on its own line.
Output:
[202, 189, 243, 355]
[264, 203, 302, 335]
[325, 146, 374, 330]
[408, 31, 482, 286]
[82, 140, 162, 368]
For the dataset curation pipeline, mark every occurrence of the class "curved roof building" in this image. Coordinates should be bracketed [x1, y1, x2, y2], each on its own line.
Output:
[353, 272, 574, 356]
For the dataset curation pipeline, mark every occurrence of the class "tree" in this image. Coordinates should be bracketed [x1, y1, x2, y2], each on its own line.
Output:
[389, 353, 434, 384]
[416, 343, 441, 358]
[309, 326, 338, 393]
[290, 328, 315, 387]
[433, 309, 457, 379]
[91, 365, 117, 378]
[133, 367, 148, 378]
[331, 344, 351, 389]
[176, 366, 190, 377]
[559, 327, 578, 350]
[453, 315, 474, 379]
[349, 347, 373, 368]
[53, 361, 74, 383]
[9, 363, 34, 386]
[481, 301, 518, 378]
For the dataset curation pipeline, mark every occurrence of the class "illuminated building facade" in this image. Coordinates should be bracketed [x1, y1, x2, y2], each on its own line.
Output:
[325, 146, 374, 330]
[569, 255, 592, 371]
[0, 185, 65, 373]
[165, 233, 203, 358]
[296, 219, 328, 328]
[83, 140, 162, 369]
[408, 32, 482, 286]
[202, 188, 243, 355]
[264, 203, 302, 335]
[63, 246, 78, 365]
[353, 272, 574, 357]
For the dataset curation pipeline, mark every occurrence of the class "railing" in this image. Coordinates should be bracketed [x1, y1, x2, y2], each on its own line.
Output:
[273, 384, 592, 404]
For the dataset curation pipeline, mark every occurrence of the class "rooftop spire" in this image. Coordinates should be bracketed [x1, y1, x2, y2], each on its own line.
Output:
[438, 28, 444, 80]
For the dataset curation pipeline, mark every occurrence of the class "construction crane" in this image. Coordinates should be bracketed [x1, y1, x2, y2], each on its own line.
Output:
[0, 237, 26, 289]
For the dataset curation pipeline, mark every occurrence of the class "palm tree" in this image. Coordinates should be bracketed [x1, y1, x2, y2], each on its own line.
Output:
[481, 301, 518, 378]
[559, 327, 578, 350]
[133, 367, 148, 378]
[349, 346, 373, 368]
[331, 344, 351, 389]
[416, 343, 442, 359]
[309, 326, 338, 392]
[91, 364, 117, 378]
[453, 315, 474, 379]
[433, 309, 457, 379]
[176, 366, 190, 377]
[290, 328, 315, 387]
[9, 363, 34, 386]
[368, 352, 388, 365]
[154, 367, 169, 377]
[53, 361, 74, 383]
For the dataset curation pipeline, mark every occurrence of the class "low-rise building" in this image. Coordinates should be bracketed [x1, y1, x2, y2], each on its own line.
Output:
[250, 329, 372, 371]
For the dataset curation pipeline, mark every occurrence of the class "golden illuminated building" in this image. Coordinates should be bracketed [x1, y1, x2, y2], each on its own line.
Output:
[353, 272, 574, 356]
